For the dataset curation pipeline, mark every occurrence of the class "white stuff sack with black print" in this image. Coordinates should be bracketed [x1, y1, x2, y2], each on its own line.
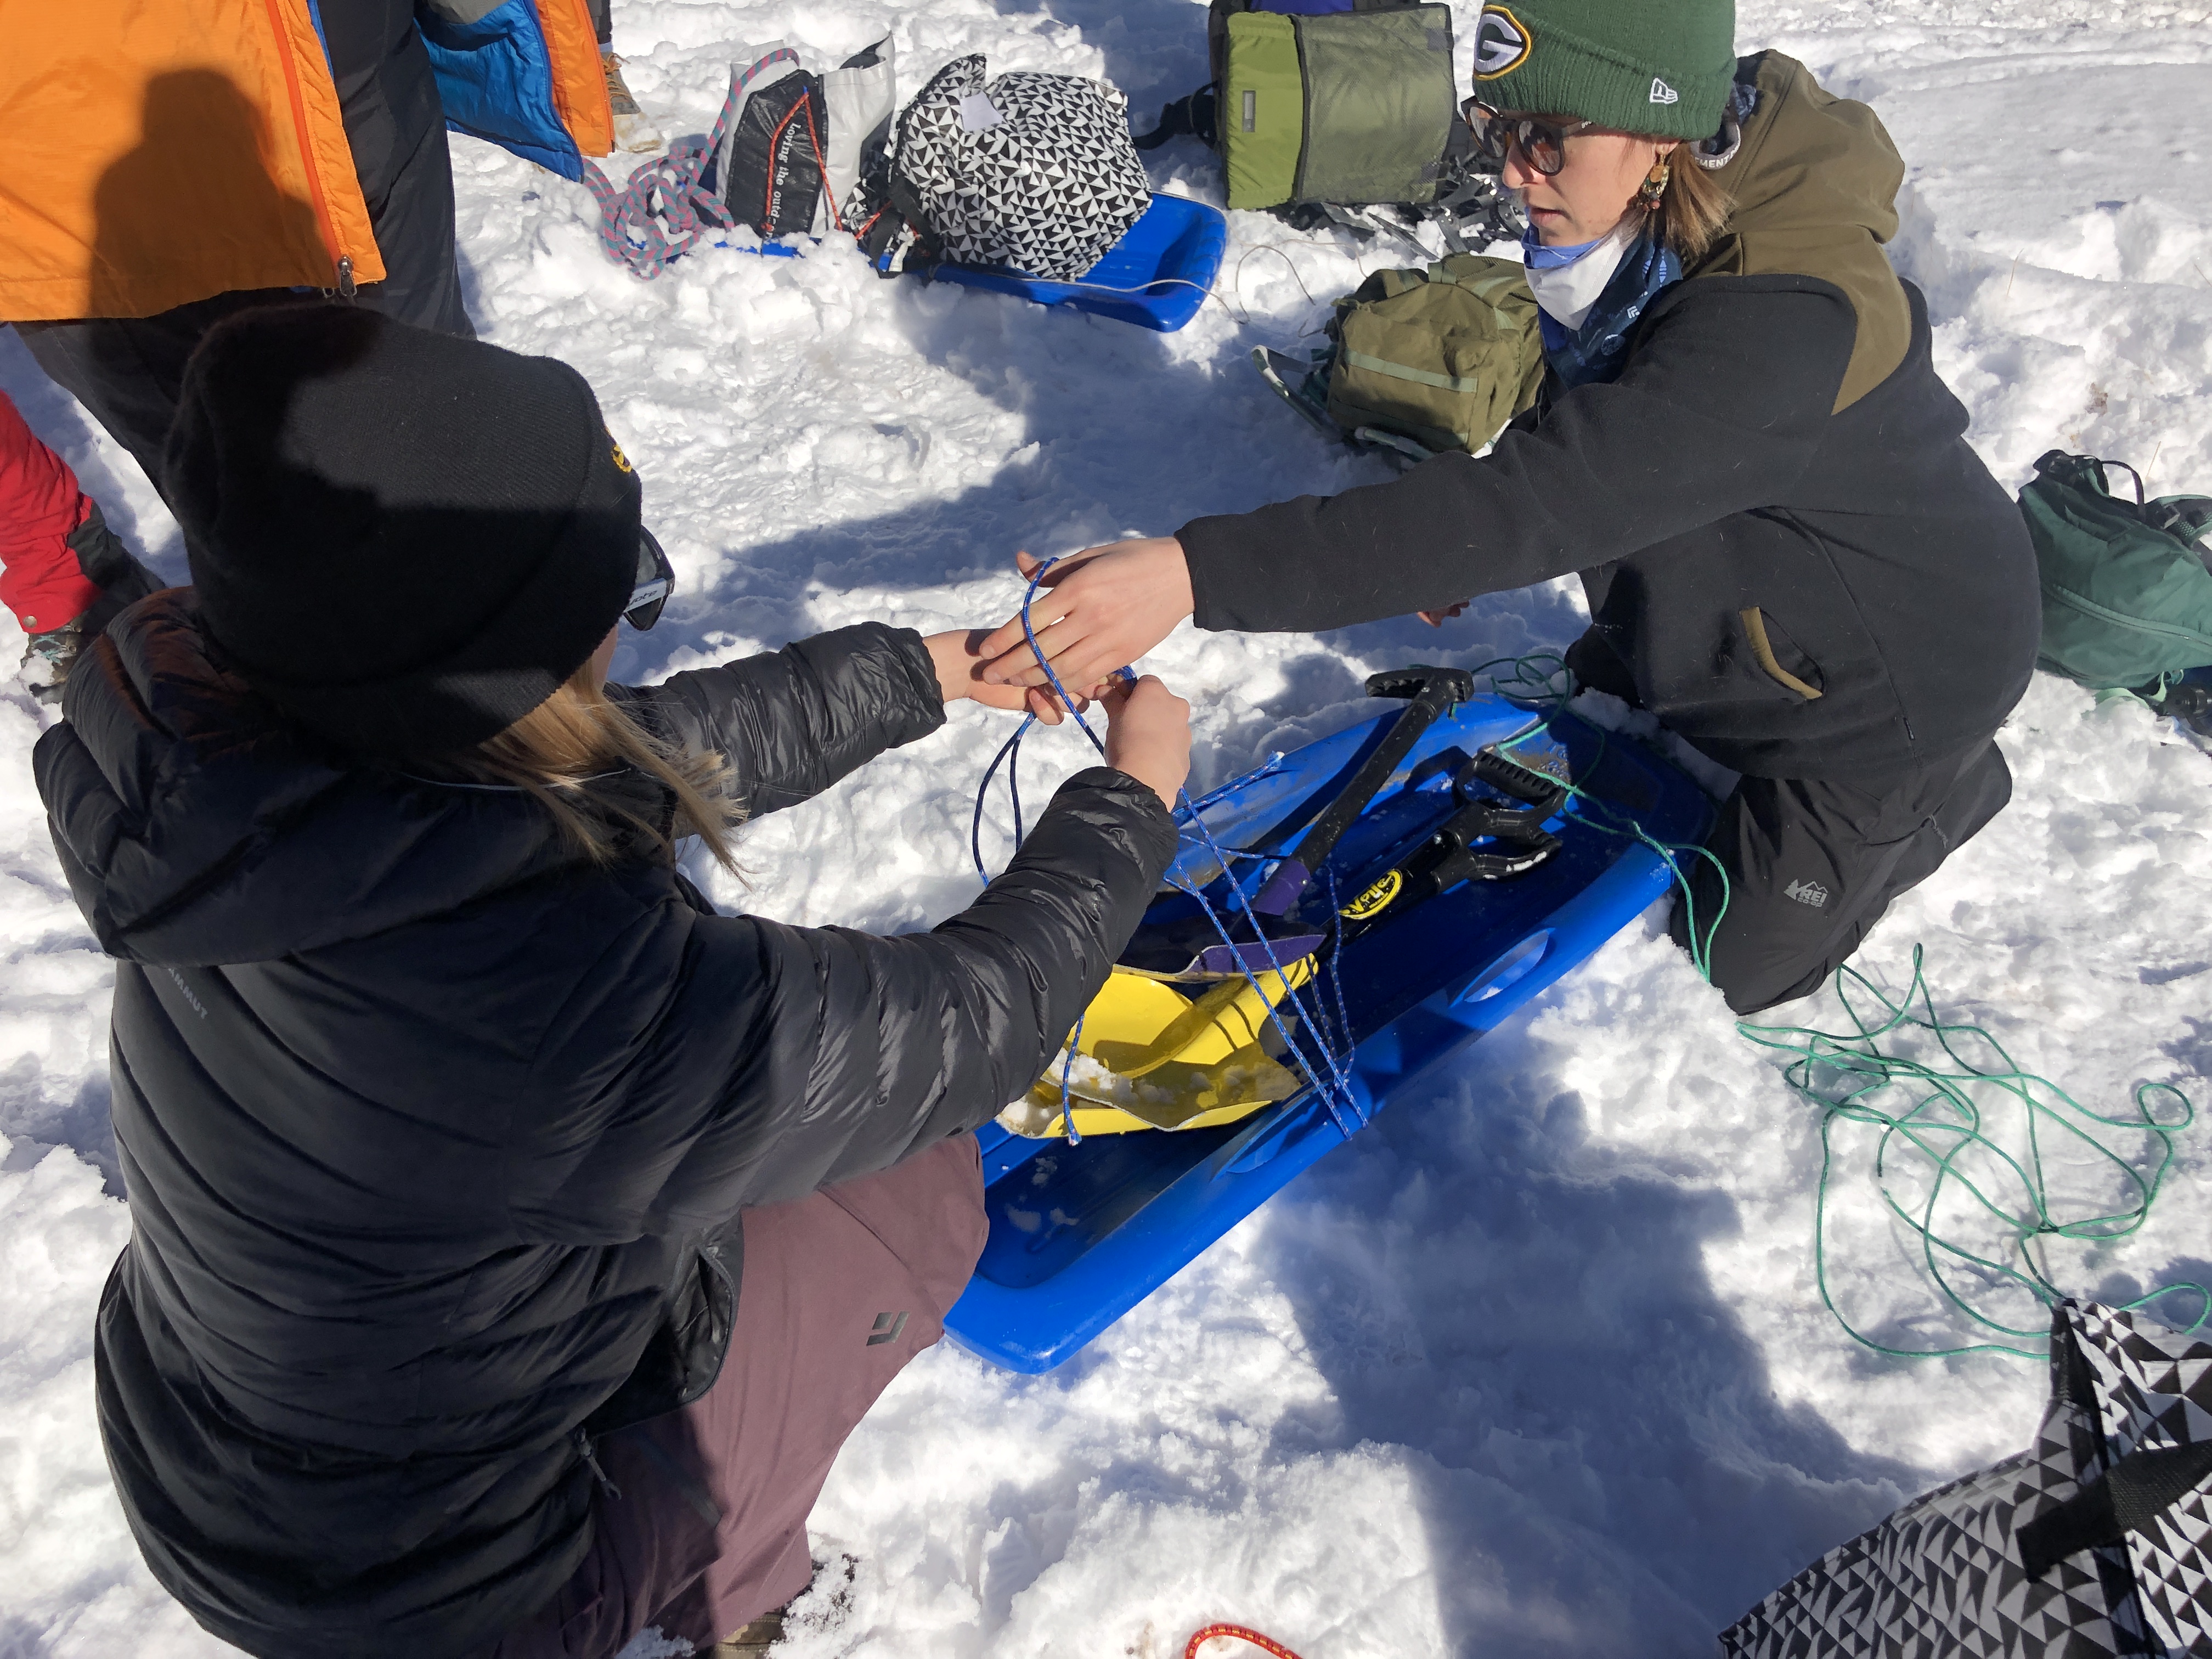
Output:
[1723, 1301, 2212, 1659]
[885, 55, 1150, 281]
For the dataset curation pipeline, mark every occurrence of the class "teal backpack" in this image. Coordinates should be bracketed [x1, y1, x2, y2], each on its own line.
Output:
[2017, 450, 2212, 694]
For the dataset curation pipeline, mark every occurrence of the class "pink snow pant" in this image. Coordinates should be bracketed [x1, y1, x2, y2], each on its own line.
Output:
[476, 1134, 986, 1657]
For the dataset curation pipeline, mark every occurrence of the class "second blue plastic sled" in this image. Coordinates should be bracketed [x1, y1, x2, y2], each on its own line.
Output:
[922, 193, 1228, 333]
[944, 690, 1712, 1373]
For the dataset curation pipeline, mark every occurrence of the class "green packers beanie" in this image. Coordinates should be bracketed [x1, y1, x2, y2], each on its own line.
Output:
[1470, 0, 1736, 142]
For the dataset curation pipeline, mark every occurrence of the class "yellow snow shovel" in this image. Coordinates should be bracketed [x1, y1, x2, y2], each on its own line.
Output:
[997, 957, 1316, 1139]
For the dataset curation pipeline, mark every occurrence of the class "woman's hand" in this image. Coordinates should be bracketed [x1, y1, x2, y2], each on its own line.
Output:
[1101, 674, 1190, 811]
[975, 539, 1196, 692]
[1420, 600, 1471, 627]
[925, 629, 1072, 723]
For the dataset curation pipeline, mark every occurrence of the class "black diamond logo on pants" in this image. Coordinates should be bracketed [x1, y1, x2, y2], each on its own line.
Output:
[866, 1311, 909, 1347]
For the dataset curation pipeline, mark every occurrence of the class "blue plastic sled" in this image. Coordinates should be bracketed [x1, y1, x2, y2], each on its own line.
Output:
[944, 687, 1712, 1373]
[922, 193, 1229, 332]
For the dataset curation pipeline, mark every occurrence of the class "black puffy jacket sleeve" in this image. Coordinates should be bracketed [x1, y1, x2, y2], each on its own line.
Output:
[512, 619, 1180, 1240]
[622, 622, 946, 818]
[1178, 276, 1857, 630]
[514, 766, 1177, 1238]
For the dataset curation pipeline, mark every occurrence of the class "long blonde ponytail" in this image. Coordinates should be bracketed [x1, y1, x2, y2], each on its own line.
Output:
[428, 663, 744, 873]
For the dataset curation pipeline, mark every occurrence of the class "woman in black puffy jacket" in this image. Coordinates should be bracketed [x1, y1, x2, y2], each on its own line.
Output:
[34, 307, 1188, 1659]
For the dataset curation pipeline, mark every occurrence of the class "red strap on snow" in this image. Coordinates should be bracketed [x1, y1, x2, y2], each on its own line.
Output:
[1184, 1625, 1308, 1659]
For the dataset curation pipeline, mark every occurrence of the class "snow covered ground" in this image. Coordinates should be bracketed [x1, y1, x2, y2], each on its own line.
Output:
[5, 0, 2211, 1653]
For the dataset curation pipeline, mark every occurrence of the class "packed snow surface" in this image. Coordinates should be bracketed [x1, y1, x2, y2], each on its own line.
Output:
[4, 0, 2210, 1654]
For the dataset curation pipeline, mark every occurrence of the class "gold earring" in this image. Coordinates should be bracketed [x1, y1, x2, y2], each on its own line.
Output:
[1638, 156, 1671, 210]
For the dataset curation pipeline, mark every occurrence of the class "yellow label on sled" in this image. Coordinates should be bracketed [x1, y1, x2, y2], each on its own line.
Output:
[1340, 870, 1404, 921]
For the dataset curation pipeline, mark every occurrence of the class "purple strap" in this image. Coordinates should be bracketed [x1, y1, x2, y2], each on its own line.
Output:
[1197, 936, 1326, 977]
[579, 49, 799, 280]
[1248, 857, 1309, 917]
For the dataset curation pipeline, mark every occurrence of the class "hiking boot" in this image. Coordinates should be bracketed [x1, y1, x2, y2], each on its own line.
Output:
[602, 51, 663, 152]
[2133, 673, 2212, 737]
[19, 620, 84, 705]
[709, 1610, 785, 1656]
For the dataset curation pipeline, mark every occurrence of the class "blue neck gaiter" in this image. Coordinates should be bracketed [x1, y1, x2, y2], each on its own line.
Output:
[1524, 223, 1683, 391]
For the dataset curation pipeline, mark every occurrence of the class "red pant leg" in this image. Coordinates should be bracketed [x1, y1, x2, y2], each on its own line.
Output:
[0, 391, 100, 633]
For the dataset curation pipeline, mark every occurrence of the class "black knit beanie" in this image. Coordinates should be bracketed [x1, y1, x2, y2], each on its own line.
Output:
[166, 306, 641, 755]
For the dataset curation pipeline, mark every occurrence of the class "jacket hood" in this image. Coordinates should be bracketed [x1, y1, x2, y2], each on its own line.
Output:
[34, 590, 616, 967]
[1691, 51, 1912, 411]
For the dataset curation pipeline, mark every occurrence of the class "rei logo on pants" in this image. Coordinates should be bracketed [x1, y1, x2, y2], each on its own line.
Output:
[1784, 878, 1831, 909]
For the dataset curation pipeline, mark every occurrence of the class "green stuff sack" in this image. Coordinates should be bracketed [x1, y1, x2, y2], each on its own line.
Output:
[1137, 0, 1459, 213]
[1324, 254, 1544, 457]
[1218, 3, 1458, 211]
[2017, 450, 2212, 690]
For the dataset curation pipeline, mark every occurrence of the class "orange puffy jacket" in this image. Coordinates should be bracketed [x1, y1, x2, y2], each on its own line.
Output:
[0, 0, 610, 322]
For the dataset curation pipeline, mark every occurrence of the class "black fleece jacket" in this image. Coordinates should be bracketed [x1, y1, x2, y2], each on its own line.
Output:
[1180, 273, 2040, 781]
[35, 596, 1177, 1659]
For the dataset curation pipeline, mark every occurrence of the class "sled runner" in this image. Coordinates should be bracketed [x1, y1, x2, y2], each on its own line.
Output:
[945, 668, 1712, 1372]
[917, 193, 1229, 333]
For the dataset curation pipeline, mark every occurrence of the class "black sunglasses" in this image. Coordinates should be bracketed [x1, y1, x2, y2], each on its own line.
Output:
[1462, 99, 1596, 178]
[625, 527, 673, 630]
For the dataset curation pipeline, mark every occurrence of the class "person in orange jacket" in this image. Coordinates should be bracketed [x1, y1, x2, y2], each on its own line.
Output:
[2, 0, 614, 498]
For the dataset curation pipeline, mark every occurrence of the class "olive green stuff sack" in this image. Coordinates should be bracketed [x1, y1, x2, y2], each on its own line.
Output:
[1217, 1, 1457, 211]
[1324, 254, 1545, 456]
[2017, 450, 2212, 691]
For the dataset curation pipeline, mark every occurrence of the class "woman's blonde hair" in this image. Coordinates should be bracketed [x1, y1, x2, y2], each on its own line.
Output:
[1646, 148, 1734, 266]
[430, 661, 744, 873]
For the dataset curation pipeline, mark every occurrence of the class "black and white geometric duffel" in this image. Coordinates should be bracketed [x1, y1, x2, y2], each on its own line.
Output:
[1723, 1301, 2212, 1658]
[876, 55, 1150, 281]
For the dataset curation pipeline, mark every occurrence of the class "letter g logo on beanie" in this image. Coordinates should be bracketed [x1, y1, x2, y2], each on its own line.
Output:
[1463, 0, 1735, 141]
[1475, 7, 1533, 78]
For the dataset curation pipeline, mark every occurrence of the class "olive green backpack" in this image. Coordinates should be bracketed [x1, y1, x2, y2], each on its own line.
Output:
[1255, 253, 1545, 466]
[2017, 450, 2212, 692]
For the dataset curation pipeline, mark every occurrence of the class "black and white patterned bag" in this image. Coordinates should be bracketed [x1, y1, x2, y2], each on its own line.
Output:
[1724, 1301, 2212, 1658]
[876, 55, 1151, 281]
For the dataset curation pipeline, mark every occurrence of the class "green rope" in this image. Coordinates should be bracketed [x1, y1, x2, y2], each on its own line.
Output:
[1469, 653, 2206, 1359]
[1738, 951, 2207, 1358]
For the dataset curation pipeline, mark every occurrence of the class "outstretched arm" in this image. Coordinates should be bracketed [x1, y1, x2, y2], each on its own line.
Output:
[627, 623, 1064, 821]
[514, 678, 1192, 1239]
[975, 276, 1856, 689]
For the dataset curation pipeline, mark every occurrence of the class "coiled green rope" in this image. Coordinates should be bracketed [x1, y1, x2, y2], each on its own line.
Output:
[1475, 653, 2206, 1358]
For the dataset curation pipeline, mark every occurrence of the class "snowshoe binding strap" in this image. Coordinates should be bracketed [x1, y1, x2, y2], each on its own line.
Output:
[1333, 744, 1566, 938]
[1135, 86, 1218, 151]
[1116, 665, 1471, 979]
[1250, 666, 1474, 907]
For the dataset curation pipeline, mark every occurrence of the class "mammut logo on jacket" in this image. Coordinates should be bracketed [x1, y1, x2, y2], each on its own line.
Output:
[165, 966, 208, 1019]
[1649, 78, 1680, 105]
[1784, 878, 1830, 909]
[1473, 8, 1531, 77]
[866, 1311, 909, 1347]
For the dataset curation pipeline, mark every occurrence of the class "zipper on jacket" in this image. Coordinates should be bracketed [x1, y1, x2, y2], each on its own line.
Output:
[261, 0, 363, 296]
[574, 1427, 623, 1500]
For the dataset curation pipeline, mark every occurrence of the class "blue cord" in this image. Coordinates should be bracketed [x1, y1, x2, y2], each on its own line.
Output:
[970, 719, 1034, 884]
[972, 555, 1361, 1144]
